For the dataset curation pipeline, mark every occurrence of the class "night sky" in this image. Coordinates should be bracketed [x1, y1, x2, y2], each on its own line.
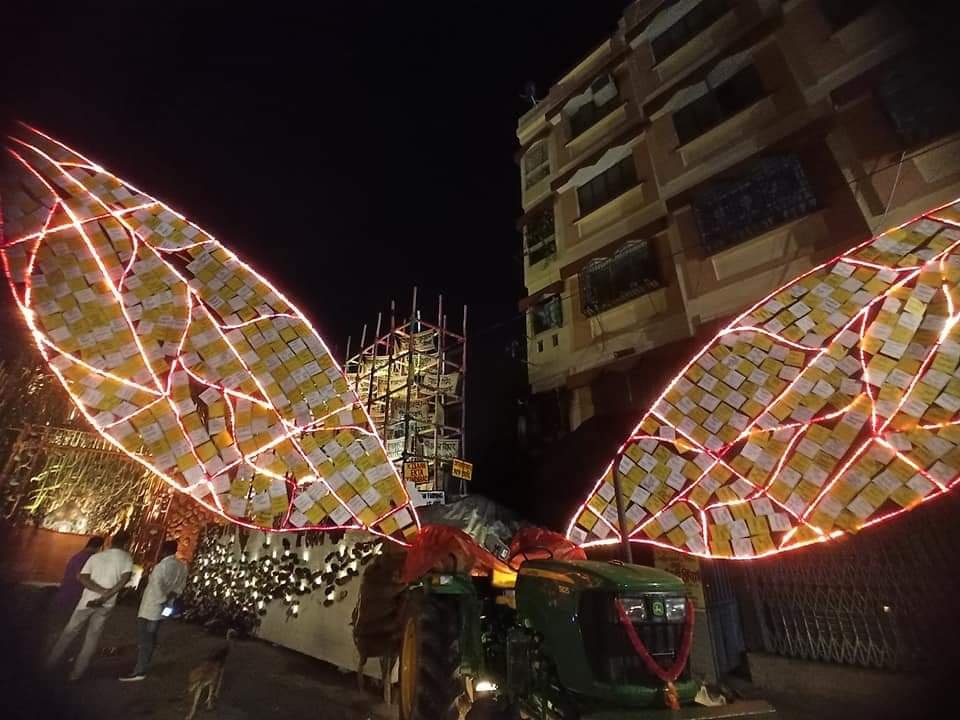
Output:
[3, 1, 629, 511]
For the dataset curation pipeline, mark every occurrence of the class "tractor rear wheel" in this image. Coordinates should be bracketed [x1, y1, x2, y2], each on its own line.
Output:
[399, 591, 461, 720]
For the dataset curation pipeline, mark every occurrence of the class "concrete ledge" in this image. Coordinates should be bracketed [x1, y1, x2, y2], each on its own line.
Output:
[747, 652, 927, 706]
[585, 700, 776, 720]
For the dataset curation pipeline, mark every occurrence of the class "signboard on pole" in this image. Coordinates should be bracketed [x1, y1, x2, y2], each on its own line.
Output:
[653, 548, 705, 608]
[420, 491, 445, 506]
[451, 458, 473, 482]
[403, 461, 429, 484]
[423, 438, 460, 459]
[413, 330, 437, 353]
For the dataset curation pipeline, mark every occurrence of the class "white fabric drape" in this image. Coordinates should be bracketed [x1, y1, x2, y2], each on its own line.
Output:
[563, 74, 618, 115]
[654, 47, 755, 118]
[629, 0, 704, 49]
[559, 141, 637, 192]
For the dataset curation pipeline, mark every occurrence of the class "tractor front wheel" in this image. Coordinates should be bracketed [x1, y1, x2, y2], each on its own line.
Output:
[399, 592, 461, 720]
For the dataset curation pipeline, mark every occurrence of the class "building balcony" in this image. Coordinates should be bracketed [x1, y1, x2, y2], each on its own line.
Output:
[648, 37, 829, 201]
[549, 74, 644, 180]
[780, 0, 912, 105]
[828, 98, 960, 234]
[527, 282, 691, 394]
[631, 0, 782, 111]
[553, 135, 662, 256]
[670, 181, 870, 328]
[527, 230, 690, 393]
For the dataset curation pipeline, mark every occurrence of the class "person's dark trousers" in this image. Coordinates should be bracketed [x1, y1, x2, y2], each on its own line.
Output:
[132, 619, 160, 675]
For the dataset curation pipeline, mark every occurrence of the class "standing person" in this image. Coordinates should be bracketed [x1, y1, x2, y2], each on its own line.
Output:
[48, 536, 104, 644]
[46, 531, 133, 680]
[120, 539, 187, 681]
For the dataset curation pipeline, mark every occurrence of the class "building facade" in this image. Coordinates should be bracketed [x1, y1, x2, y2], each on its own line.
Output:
[518, 0, 960, 437]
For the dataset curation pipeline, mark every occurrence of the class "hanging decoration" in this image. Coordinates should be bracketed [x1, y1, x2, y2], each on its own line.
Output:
[182, 526, 383, 634]
[0, 351, 84, 466]
[2, 423, 164, 534]
[570, 199, 960, 558]
[1, 124, 419, 544]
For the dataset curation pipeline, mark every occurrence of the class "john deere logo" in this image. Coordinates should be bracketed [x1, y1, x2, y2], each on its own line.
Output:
[652, 600, 665, 617]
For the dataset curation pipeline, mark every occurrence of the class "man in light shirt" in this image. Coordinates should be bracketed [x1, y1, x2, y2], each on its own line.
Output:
[119, 540, 188, 681]
[46, 531, 134, 680]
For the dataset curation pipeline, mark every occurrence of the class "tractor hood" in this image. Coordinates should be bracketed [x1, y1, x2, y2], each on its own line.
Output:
[515, 558, 697, 708]
[518, 559, 685, 594]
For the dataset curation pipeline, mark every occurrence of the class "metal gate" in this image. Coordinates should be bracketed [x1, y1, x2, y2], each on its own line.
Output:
[735, 492, 960, 672]
[701, 560, 746, 676]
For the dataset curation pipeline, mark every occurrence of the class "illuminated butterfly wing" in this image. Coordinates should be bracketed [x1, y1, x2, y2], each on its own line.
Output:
[1, 125, 419, 543]
[569, 200, 960, 558]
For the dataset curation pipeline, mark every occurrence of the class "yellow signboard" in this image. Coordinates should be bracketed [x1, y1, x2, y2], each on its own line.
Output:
[653, 548, 705, 608]
[451, 459, 473, 481]
[404, 461, 429, 483]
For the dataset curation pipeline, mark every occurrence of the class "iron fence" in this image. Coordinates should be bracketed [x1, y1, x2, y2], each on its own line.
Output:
[735, 492, 960, 672]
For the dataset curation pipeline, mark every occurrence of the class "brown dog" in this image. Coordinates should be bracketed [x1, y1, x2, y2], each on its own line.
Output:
[185, 630, 235, 720]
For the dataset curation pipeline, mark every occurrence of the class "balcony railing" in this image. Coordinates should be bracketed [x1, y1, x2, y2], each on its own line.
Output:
[692, 155, 818, 255]
[581, 239, 662, 317]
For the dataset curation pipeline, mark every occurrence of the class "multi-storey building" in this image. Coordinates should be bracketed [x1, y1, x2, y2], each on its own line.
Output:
[518, 0, 960, 437]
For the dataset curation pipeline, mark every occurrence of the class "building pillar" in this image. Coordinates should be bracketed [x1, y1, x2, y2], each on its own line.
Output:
[569, 385, 594, 431]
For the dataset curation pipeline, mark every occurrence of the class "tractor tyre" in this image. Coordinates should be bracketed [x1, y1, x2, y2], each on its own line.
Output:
[399, 591, 461, 720]
[352, 546, 407, 660]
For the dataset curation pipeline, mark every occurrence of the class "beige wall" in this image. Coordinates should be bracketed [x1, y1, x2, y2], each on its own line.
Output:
[518, 0, 960, 432]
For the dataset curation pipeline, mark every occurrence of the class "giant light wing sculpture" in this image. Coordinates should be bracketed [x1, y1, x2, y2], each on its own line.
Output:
[570, 198, 960, 559]
[1, 125, 419, 543]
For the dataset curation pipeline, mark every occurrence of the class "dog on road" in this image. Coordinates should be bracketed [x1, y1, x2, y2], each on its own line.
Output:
[185, 629, 235, 719]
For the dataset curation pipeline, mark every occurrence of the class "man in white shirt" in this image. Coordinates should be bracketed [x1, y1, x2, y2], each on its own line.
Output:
[46, 531, 134, 680]
[119, 540, 188, 681]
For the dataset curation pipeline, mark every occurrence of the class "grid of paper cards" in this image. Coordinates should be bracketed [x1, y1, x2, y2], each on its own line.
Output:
[569, 201, 960, 558]
[1, 125, 418, 542]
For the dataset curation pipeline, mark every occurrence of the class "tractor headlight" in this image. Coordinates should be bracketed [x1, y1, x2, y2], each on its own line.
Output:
[619, 596, 648, 622]
[665, 596, 687, 621]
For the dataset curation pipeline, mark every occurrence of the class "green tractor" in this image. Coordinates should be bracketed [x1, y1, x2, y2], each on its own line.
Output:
[395, 516, 774, 720]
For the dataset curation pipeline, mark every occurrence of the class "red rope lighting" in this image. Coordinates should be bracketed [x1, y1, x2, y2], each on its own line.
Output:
[613, 598, 694, 684]
[569, 197, 960, 558]
[1, 125, 419, 544]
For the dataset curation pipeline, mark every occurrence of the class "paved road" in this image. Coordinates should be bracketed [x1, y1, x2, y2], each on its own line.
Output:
[7, 585, 929, 720]
[5, 587, 388, 720]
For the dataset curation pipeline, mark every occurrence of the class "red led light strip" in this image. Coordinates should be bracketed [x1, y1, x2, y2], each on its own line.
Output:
[568, 197, 960, 559]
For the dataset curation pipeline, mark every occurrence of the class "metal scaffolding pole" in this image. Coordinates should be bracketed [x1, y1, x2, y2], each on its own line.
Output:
[346, 289, 467, 497]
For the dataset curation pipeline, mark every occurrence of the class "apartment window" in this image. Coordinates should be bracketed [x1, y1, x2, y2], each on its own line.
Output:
[531, 295, 563, 335]
[673, 66, 765, 145]
[569, 75, 621, 138]
[817, 0, 877, 31]
[651, 0, 730, 63]
[552, 334, 559, 347]
[577, 156, 639, 216]
[523, 141, 550, 189]
[537, 340, 544, 353]
[693, 155, 818, 255]
[581, 239, 661, 317]
[876, 58, 960, 148]
[524, 205, 557, 265]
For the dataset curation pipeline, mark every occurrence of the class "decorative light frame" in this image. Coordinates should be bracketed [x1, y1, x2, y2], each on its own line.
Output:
[2, 125, 419, 544]
[567, 197, 960, 559]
